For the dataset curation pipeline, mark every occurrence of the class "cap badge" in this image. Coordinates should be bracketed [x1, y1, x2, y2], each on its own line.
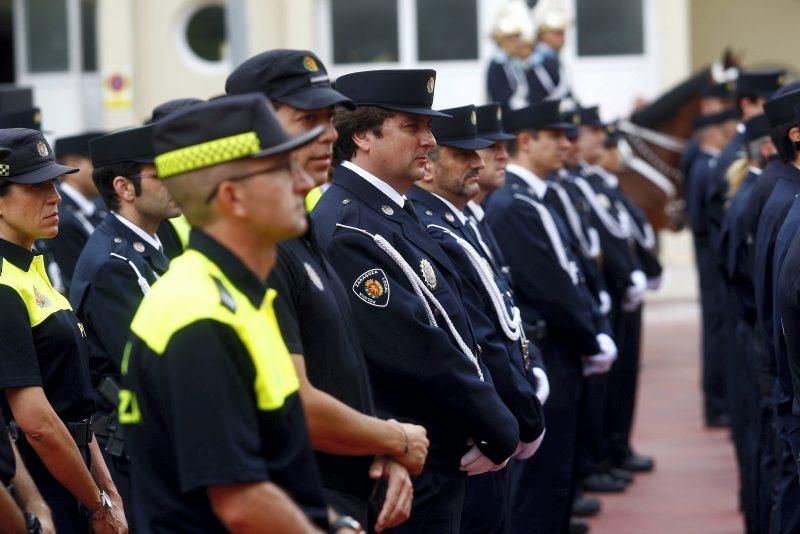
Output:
[33, 286, 50, 308]
[496, 108, 502, 121]
[353, 268, 390, 307]
[607, 124, 616, 133]
[444, 212, 456, 223]
[427, 76, 435, 95]
[420, 258, 437, 290]
[778, 74, 786, 86]
[381, 204, 394, 216]
[302, 55, 320, 72]
[572, 114, 581, 125]
[727, 81, 736, 92]
[304, 262, 325, 291]
[0, 163, 8, 177]
[470, 110, 477, 125]
[36, 140, 49, 157]
[133, 242, 145, 253]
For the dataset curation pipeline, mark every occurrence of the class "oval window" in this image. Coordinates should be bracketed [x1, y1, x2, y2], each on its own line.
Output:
[185, 5, 227, 63]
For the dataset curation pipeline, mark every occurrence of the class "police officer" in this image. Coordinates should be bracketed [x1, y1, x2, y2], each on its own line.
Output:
[120, 94, 349, 532]
[226, 49, 429, 530]
[312, 69, 520, 532]
[486, 0, 535, 111]
[528, 7, 574, 105]
[0, 128, 126, 533]
[485, 100, 617, 534]
[43, 132, 107, 293]
[69, 123, 181, 519]
[407, 104, 546, 533]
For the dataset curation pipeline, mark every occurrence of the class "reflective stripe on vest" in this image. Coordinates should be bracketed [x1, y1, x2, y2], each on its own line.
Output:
[0, 254, 72, 326]
[168, 214, 191, 249]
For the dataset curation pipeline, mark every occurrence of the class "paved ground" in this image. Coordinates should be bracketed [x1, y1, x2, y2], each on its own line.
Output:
[588, 297, 744, 534]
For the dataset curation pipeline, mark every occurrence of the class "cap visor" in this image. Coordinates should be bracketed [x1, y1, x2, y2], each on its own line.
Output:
[10, 163, 78, 184]
[438, 137, 495, 150]
[251, 124, 325, 158]
[545, 122, 579, 130]
[479, 131, 516, 142]
[132, 156, 156, 164]
[279, 87, 356, 110]
[363, 103, 452, 118]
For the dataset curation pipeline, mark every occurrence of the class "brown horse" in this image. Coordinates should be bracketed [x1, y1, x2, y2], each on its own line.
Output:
[615, 52, 740, 232]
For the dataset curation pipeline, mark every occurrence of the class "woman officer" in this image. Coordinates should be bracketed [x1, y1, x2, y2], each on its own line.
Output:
[0, 129, 126, 533]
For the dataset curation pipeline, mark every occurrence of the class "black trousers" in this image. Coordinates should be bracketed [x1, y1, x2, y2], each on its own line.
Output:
[508, 340, 581, 534]
[577, 373, 609, 477]
[386, 467, 465, 534]
[460, 468, 508, 534]
[770, 419, 800, 534]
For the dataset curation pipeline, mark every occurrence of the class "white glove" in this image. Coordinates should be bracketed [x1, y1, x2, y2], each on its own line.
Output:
[532, 367, 550, 405]
[598, 290, 612, 315]
[647, 274, 663, 291]
[623, 270, 648, 311]
[460, 445, 508, 476]
[583, 333, 618, 376]
[513, 429, 546, 460]
[596, 333, 618, 358]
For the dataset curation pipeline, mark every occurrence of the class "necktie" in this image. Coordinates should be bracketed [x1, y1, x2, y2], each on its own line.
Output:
[403, 199, 420, 224]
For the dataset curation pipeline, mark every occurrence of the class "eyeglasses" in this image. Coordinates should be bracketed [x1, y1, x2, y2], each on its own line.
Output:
[205, 161, 290, 203]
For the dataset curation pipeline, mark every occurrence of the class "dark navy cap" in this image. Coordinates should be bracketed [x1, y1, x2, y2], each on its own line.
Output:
[153, 93, 323, 179]
[476, 103, 515, 142]
[702, 81, 735, 99]
[576, 106, 604, 128]
[0, 128, 78, 184]
[744, 114, 771, 143]
[764, 88, 800, 127]
[0, 146, 9, 160]
[149, 98, 203, 124]
[334, 69, 450, 117]
[55, 131, 106, 159]
[226, 50, 353, 110]
[692, 108, 740, 129]
[90, 125, 156, 168]
[503, 100, 574, 133]
[603, 122, 622, 147]
[0, 87, 34, 114]
[0, 107, 42, 130]
[737, 69, 785, 99]
[431, 105, 494, 150]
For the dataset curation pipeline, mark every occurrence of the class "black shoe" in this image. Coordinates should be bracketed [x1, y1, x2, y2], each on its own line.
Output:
[619, 452, 655, 472]
[582, 473, 626, 493]
[706, 414, 731, 428]
[572, 494, 601, 517]
[569, 517, 590, 534]
[608, 467, 634, 484]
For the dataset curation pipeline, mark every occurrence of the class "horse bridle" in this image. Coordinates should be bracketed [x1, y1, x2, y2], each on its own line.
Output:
[615, 120, 688, 198]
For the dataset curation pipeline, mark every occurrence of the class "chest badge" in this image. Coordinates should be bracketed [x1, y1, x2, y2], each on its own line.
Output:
[420, 259, 437, 290]
[444, 212, 455, 223]
[304, 262, 325, 291]
[353, 269, 390, 307]
[381, 205, 394, 216]
[33, 286, 50, 308]
[133, 242, 145, 253]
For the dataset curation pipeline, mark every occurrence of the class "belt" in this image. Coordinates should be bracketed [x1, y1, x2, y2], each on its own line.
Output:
[64, 418, 94, 447]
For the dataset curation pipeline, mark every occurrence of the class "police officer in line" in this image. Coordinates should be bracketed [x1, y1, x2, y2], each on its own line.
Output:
[486, 0, 535, 111]
[313, 69, 520, 532]
[485, 100, 617, 534]
[42, 132, 107, 293]
[226, 49, 430, 531]
[0, 128, 127, 533]
[120, 94, 353, 532]
[528, 7, 574, 105]
[68, 122, 181, 519]
[407, 104, 546, 533]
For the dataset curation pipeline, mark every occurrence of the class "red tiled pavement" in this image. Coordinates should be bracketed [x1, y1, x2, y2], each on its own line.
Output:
[588, 301, 744, 534]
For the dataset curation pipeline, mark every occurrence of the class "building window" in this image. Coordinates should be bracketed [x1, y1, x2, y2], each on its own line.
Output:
[80, 0, 97, 72]
[185, 4, 227, 63]
[576, 0, 643, 56]
[332, 0, 398, 64]
[25, 0, 69, 72]
[417, 0, 477, 61]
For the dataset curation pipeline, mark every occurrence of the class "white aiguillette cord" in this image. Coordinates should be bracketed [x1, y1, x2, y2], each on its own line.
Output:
[110, 253, 154, 295]
[336, 223, 484, 381]
[572, 177, 631, 239]
[548, 181, 601, 259]
[427, 224, 522, 342]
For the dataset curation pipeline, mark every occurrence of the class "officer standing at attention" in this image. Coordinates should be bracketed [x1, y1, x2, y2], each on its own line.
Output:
[120, 94, 351, 532]
[69, 123, 181, 518]
[45, 132, 107, 293]
[0, 129, 126, 533]
[484, 100, 617, 534]
[225, 49, 429, 531]
[408, 104, 546, 533]
[528, 6, 574, 105]
[312, 69, 520, 533]
[486, 0, 535, 111]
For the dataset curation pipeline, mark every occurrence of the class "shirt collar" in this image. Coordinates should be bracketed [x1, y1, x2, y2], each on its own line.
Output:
[0, 237, 37, 271]
[737, 122, 746, 134]
[750, 166, 763, 176]
[59, 182, 96, 216]
[700, 146, 721, 157]
[467, 200, 485, 222]
[432, 193, 468, 224]
[507, 162, 548, 199]
[188, 230, 267, 308]
[341, 160, 406, 207]
[112, 213, 162, 251]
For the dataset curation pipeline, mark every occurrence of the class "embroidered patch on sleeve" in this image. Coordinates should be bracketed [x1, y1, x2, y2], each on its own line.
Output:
[353, 268, 390, 307]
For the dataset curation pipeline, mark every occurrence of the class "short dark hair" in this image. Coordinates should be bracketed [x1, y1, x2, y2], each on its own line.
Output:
[505, 129, 539, 157]
[92, 161, 142, 211]
[770, 123, 798, 163]
[333, 105, 394, 165]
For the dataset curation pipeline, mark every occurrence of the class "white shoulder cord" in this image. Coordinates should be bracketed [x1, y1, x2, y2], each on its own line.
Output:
[615, 201, 656, 249]
[336, 224, 484, 381]
[73, 210, 96, 236]
[513, 194, 579, 285]
[427, 224, 522, 342]
[572, 177, 631, 239]
[548, 181, 601, 259]
[110, 253, 153, 295]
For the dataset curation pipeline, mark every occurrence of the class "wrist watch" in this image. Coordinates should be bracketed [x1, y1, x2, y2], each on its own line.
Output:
[329, 515, 362, 533]
[88, 490, 113, 519]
